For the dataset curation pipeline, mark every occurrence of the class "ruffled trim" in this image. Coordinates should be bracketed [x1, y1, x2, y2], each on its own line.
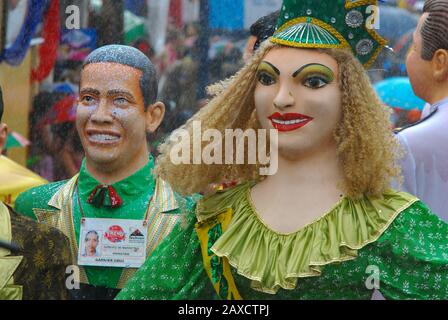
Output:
[197, 182, 418, 294]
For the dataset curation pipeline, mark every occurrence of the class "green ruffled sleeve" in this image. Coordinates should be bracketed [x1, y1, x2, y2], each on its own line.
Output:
[116, 210, 217, 300]
[368, 201, 448, 299]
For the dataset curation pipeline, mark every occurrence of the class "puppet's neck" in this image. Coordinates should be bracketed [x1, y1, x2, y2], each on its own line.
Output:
[84, 151, 150, 185]
[250, 145, 345, 234]
[269, 146, 343, 190]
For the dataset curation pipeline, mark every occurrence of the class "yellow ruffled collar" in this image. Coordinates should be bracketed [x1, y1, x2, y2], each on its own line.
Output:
[197, 182, 418, 294]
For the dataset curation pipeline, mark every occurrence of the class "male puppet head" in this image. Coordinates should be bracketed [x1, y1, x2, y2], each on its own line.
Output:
[0, 87, 8, 153]
[77, 45, 165, 178]
[406, 0, 448, 103]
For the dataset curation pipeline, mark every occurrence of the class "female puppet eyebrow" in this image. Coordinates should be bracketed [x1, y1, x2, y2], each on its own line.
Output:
[258, 61, 280, 75]
[292, 63, 333, 78]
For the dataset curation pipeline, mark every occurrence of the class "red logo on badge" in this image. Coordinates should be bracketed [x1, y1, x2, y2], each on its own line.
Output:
[104, 225, 126, 243]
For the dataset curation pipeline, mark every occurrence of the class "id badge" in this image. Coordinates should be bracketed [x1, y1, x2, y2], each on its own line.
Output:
[78, 218, 147, 268]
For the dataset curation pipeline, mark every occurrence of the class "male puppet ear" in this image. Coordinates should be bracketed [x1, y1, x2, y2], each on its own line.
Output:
[432, 49, 448, 82]
[145, 102, 166, 133]
[0, 123, 8, 152]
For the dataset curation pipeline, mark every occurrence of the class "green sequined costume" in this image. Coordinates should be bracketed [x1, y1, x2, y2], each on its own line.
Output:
[15, 156, 198, 299]
[117, 183, 448, 300]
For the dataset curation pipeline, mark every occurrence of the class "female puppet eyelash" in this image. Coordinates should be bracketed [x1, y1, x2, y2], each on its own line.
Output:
[256, 71, 276, 85]
[301, 74, 331, 89]
[302, 73, 332, 83]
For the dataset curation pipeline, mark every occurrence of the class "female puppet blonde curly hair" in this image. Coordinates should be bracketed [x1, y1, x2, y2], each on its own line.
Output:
[155, 40, 402, 199]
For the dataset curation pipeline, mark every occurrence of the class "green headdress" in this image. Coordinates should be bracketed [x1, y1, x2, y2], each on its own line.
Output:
[271, 0, 387, 68]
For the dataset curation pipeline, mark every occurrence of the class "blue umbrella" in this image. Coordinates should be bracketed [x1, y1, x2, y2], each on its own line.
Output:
[374, 77, 426, 111]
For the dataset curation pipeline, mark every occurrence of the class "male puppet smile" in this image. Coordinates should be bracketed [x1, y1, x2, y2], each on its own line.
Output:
[268, 112, 313, 132]
[86, 129, 122, 145]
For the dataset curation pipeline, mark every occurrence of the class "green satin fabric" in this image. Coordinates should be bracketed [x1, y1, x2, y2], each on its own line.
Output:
[198, 183, 418, 294]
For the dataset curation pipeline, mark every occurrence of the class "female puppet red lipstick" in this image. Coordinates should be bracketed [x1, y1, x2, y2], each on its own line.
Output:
[268, 112, 313, 132]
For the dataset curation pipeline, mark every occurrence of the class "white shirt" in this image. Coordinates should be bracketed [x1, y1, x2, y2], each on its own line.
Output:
[396, 97, 448, 221]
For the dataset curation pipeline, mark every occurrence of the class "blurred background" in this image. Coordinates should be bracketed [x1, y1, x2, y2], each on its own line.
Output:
[0, 0, 427, 183]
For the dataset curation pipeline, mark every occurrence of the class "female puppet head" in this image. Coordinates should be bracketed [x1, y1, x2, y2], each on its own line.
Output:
[156, 0, 401, 198]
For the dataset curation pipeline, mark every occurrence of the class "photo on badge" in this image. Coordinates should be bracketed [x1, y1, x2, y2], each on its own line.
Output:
[81, 229, 101, 257]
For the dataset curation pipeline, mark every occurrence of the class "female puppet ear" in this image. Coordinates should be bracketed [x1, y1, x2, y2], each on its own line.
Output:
[145, 101, 166, 133]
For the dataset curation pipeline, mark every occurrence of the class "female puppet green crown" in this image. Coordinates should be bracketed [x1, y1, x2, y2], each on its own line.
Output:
[272, 0, 386, 68]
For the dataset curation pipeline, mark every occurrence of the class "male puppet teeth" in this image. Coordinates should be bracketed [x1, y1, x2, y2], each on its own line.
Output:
[90, 134, 120, 142]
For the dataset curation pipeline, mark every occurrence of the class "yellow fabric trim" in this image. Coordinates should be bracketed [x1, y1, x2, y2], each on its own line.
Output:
[364, 25, 388, 68]
[344, 0, 378, 10]
[43, 175, 89, 284]
[0, 203, 24, 300]
[0, 202, 12, 257]
[0, 284, 23, 300]
[273, 17, 350, 49]
[195, 208, 242, 300]
[0, 256, 23, 290]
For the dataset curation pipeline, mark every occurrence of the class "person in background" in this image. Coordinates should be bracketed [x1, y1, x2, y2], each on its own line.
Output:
[243, 11, 280, 63]
[396, 0, 448, 221]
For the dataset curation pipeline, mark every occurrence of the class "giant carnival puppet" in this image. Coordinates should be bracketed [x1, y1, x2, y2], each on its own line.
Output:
[0, 87, 71, 300]
[396, 0, 448, 222]
[117, 1, 448, 300]
[15, 45, 196, 299]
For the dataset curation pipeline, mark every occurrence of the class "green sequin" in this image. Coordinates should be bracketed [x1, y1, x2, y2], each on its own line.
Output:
[210, 256, 222, 284]
[219, 276, 229, 299]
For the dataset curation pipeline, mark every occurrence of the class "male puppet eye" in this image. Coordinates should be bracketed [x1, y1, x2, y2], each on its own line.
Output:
[114, 97, 129, 105]
[303, 76, 329, 89]
[257, 72, 276, 86]
[81, 96, 95, 104]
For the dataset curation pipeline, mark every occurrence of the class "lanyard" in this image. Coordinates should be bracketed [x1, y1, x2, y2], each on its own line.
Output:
[75, 177, 154, 227]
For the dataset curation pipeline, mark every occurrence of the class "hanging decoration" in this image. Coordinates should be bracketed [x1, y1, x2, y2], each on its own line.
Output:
[31, 0, 60, 82]
[0, 0, 47, 66]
